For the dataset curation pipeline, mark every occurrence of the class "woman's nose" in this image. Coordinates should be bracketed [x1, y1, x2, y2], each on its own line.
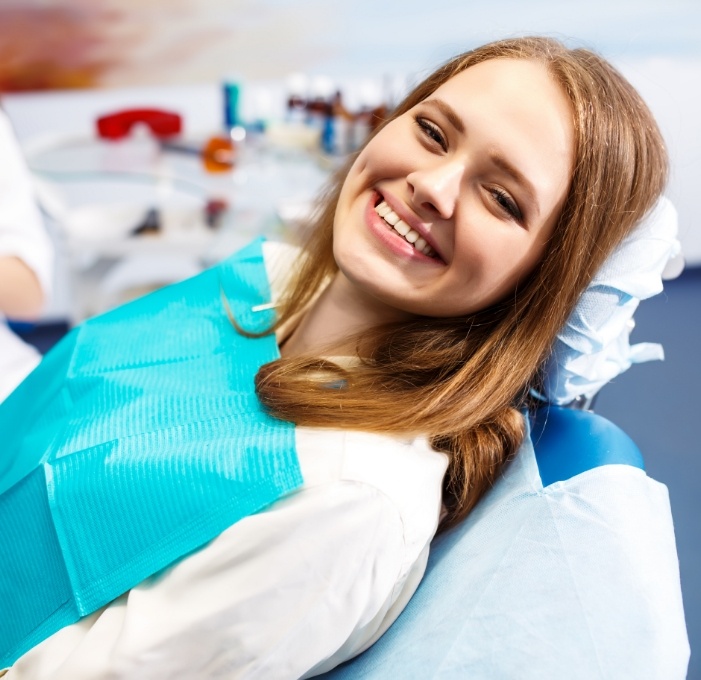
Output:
[407, 161, 464, 219]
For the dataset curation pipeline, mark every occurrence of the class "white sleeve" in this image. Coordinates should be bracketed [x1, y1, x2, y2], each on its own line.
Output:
[0, 109, 52, 296]
[7, 481, 409, 680]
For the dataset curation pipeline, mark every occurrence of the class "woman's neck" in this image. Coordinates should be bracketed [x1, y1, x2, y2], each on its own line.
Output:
[279, 271, 412, 358]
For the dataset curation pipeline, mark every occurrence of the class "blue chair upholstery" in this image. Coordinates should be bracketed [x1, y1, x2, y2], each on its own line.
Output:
[529, 406, 644, 486]
[320, 407, 677, 679]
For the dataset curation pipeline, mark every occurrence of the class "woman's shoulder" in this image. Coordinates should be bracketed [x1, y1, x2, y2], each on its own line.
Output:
[295, 427, 448, 561]
[295, 427, 447, 497]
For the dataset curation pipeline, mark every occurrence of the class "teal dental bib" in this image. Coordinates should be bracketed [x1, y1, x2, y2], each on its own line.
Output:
[0, 238, 302, 667]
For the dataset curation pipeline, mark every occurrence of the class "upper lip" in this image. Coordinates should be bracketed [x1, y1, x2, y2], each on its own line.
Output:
[376, 188, 445, 261]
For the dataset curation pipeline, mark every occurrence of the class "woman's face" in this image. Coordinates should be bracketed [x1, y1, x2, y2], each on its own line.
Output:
[332, 58, 575, 319]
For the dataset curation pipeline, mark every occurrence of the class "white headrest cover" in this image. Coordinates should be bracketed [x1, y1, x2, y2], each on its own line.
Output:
[540, 197, 681, 405]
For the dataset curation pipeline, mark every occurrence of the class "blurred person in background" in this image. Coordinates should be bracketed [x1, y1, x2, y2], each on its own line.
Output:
[0, 105, 53, 401]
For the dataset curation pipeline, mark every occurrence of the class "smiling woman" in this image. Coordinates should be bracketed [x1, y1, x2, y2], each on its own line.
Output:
[259, 37, 668, 529]
[0, 36, 685, 679]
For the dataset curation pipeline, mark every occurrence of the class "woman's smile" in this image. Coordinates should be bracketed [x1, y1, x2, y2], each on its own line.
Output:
[364, 191, 444, 263]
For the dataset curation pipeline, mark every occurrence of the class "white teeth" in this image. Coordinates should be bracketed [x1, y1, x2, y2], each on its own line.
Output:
[376, 201, 391, 217]
[384, 210, 400, 226]
[374, 199, 438, 259]
[394, 220, 410, 236]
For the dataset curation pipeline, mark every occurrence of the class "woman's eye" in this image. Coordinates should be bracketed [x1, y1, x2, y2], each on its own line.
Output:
[490, 188, 523, 222]
[414, 116, 447, 151]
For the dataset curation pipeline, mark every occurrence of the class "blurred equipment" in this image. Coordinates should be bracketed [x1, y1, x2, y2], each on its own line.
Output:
[97, 108, 182, 141]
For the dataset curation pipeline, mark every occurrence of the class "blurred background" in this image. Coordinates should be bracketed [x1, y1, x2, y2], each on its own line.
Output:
[1, 0, 699, 675]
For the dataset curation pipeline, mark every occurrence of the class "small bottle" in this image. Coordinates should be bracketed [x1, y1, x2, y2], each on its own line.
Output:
[306, 75, 334, 135]
[223, 76, 246, 144]
[322, 90, 353, 155]
[286, 73, 308, 125]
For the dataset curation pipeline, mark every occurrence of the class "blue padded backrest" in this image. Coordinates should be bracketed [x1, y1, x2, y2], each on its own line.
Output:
[530, 406, 644, 487]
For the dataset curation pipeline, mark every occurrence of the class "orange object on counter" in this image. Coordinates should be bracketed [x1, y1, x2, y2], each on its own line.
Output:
[202, 136, 235, 172]
[160, 135, 236, 173]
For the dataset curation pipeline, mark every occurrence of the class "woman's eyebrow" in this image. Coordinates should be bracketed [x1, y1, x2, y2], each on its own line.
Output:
[422, 98, 465, 133]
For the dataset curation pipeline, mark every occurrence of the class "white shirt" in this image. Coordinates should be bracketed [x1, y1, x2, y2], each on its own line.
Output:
[4, 242, 449, 679]
[0, 108, 53, 401]
[6, 428, 447, 680]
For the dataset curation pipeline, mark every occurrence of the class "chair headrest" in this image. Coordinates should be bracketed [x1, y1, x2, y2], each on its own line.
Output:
[538, 197, 681, 406]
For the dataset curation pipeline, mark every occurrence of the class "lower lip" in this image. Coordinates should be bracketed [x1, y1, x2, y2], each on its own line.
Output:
[364, 192, 442, 264]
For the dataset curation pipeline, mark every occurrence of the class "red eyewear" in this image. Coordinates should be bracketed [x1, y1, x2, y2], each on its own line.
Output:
[96, 109, 182, 140]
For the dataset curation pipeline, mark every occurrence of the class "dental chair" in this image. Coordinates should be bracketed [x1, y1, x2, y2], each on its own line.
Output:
[322, 198, 690, 679]
[322, 405, 689, 679]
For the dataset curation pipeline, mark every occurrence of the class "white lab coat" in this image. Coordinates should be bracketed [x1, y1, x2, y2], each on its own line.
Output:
[0, 108, 53, 401]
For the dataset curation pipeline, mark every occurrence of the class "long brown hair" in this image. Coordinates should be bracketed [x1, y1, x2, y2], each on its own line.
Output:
[255, 37, 668, 529]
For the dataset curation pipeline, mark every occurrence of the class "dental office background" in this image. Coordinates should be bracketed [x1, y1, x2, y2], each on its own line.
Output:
[2, 0, 699, 265]
[2, 0, 700, 675]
